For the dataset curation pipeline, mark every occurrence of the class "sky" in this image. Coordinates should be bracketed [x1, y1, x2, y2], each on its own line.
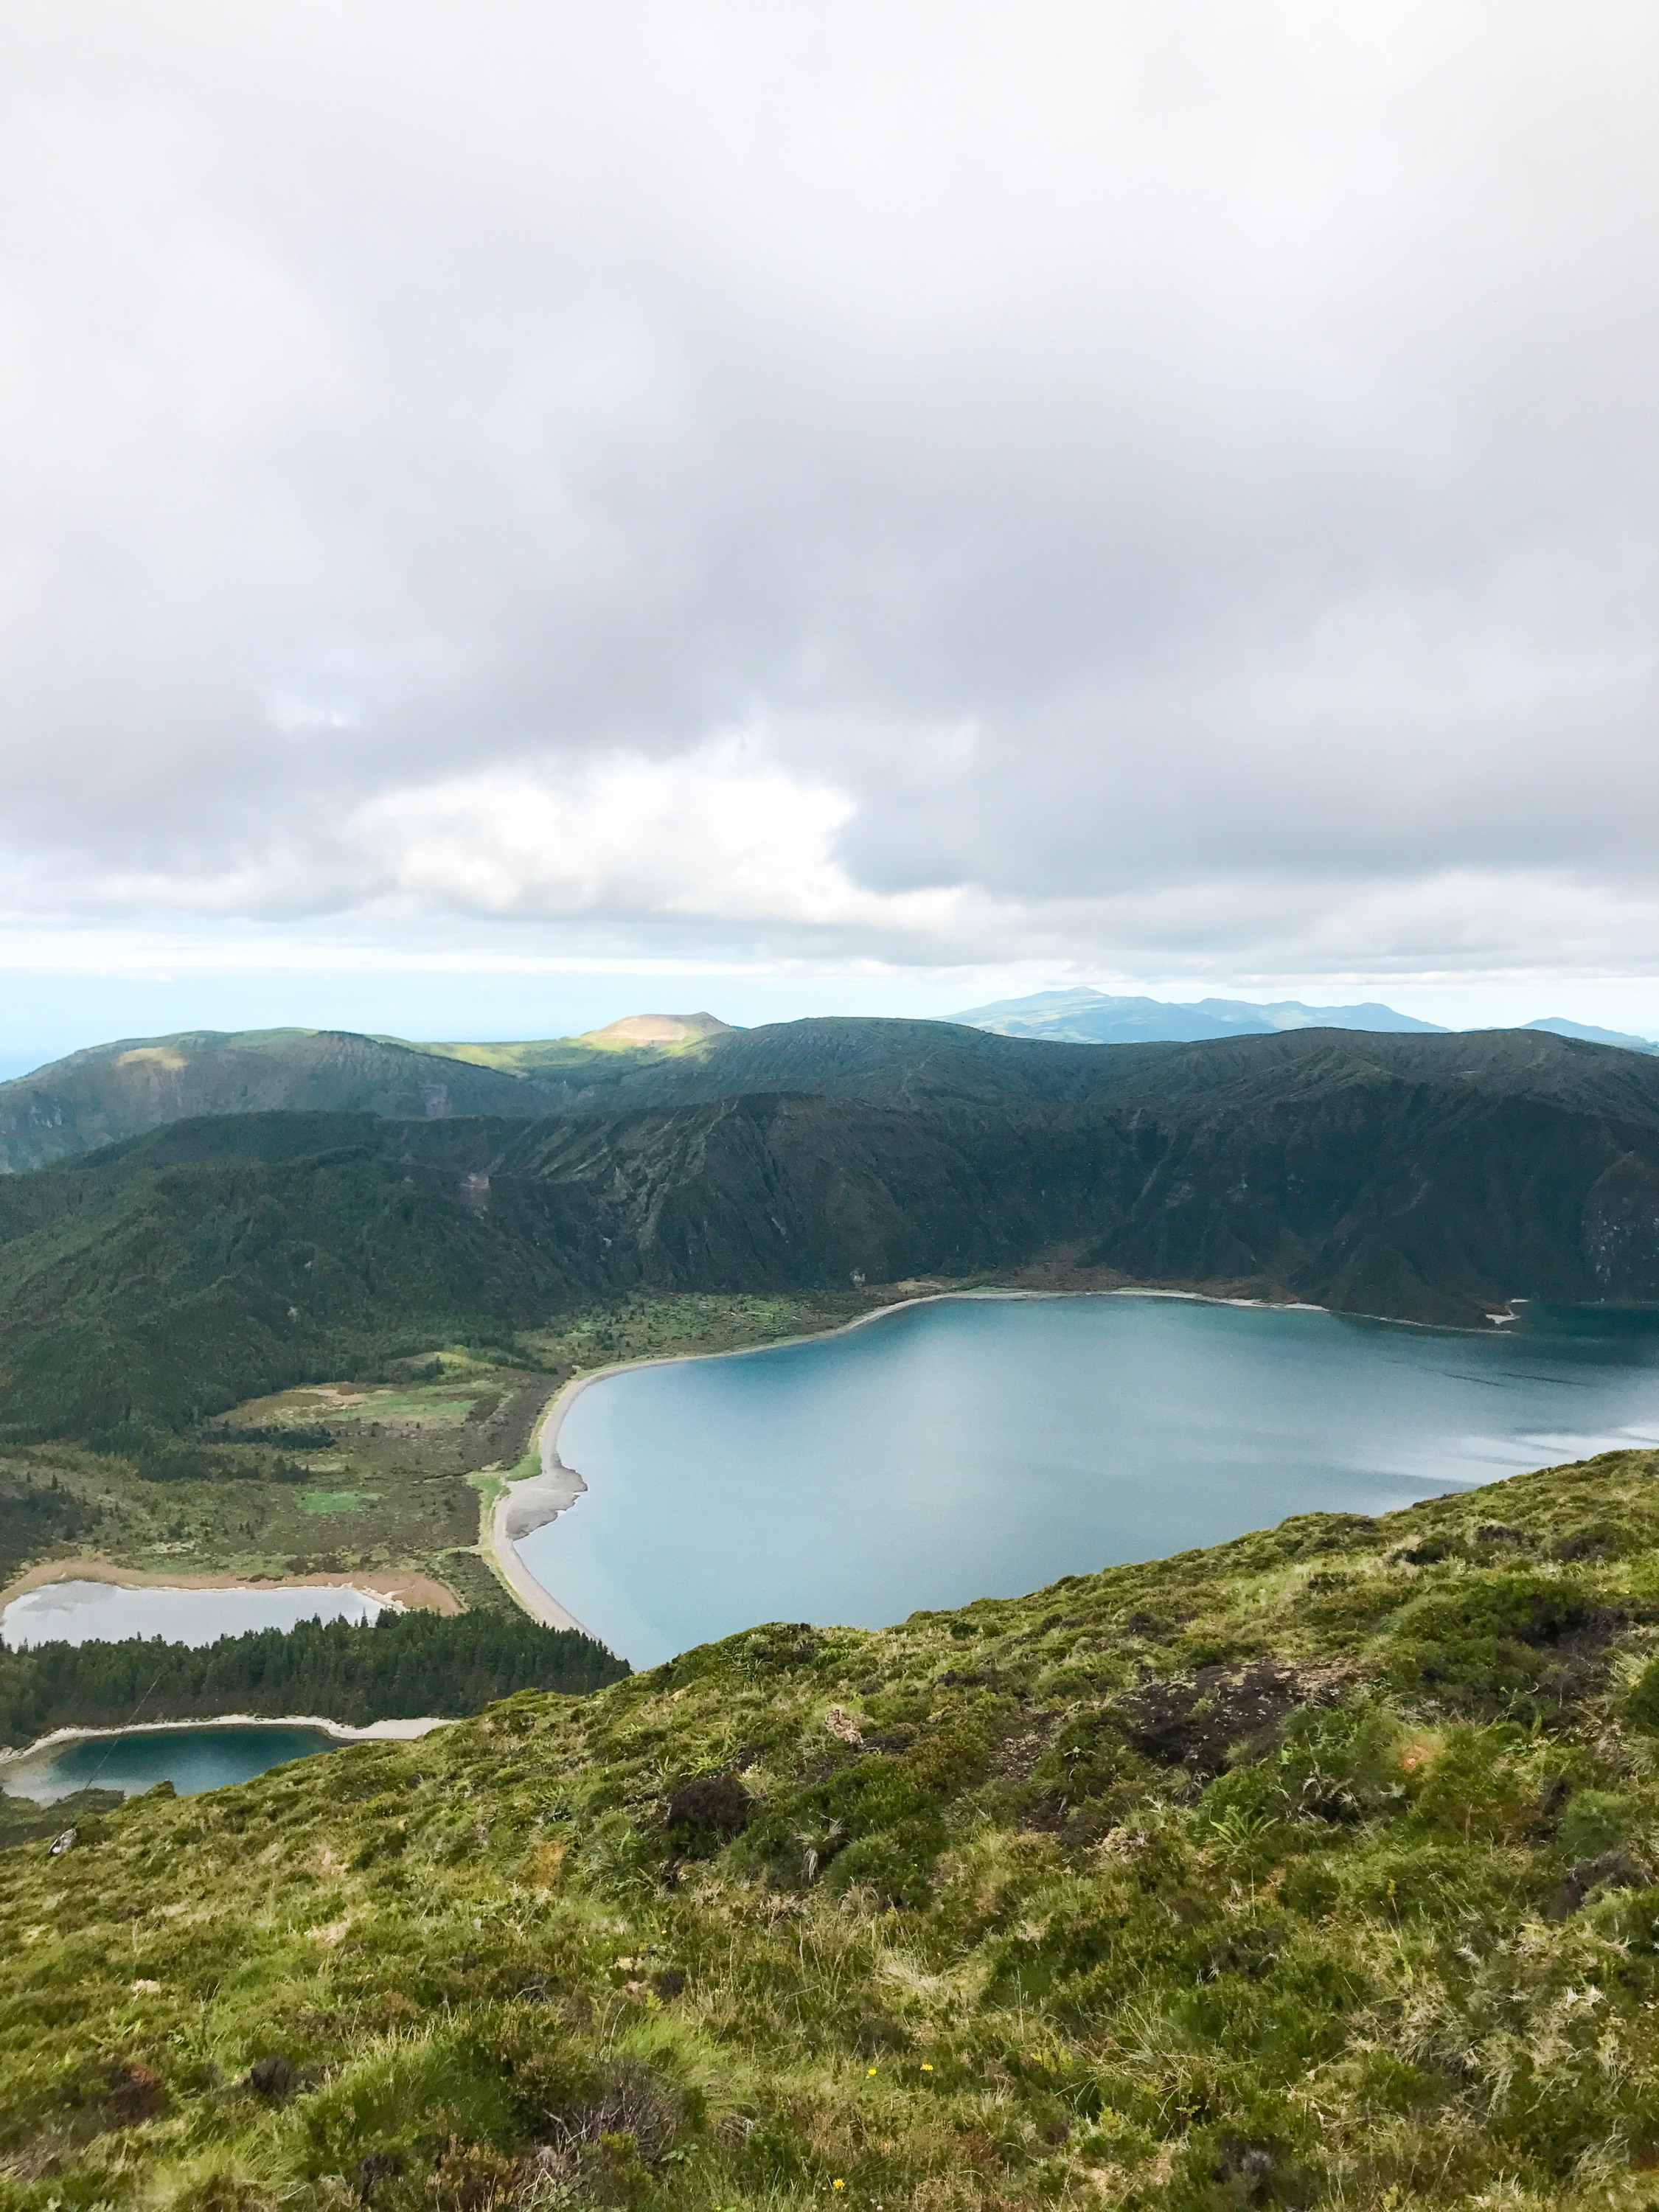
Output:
[2, 1, 1658, 1073]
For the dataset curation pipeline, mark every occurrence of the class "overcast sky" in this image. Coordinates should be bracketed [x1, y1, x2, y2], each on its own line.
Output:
[2, 2, 1658, 1057]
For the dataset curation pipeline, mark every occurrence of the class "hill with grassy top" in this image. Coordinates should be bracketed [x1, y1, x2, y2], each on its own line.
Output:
[0, 1030, 557, 1176]
[0, 1012, 1130, 1176]
[9, 1447, 1659, 2209]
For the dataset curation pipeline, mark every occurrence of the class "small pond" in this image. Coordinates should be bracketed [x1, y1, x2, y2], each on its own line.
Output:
[1, 1722, 343, 1804]
[0, 1579, 384, 1650]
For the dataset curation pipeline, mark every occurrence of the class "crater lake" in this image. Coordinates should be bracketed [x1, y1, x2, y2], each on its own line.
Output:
[518, 1293, 1659, 1666]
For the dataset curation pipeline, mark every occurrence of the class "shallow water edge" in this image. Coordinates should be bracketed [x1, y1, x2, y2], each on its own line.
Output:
[0, 1710, 448, 1767]
[0, 1711, 452, 1805]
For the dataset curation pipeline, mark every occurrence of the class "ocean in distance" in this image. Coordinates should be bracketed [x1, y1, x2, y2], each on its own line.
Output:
[521, 1293, 1659, 1667]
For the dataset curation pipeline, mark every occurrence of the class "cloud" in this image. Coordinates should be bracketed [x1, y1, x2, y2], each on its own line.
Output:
[0, 2, 1656, 998]
[354, 742, 965, 933]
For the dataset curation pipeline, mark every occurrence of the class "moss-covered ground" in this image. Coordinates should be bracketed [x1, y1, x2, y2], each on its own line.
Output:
[11, 1450, 1659, 2208]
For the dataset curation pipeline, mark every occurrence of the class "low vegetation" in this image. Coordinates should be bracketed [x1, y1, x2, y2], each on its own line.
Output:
[10, 1449, 1659, 2208]
[0, 1472, 100, 1587]
[521, 1290, 877, 1373]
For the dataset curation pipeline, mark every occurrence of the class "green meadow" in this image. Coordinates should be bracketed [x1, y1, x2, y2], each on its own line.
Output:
[9, 1450, 1659, 2209]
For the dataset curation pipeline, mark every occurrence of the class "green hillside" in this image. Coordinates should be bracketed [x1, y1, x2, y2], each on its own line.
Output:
[10, 1015, 1659, 1194]
[8, 1449, 1659, 2210]
[4, 1026, 1659, 1436]
[0, 1013, 1135, 1176]
[0, 1030, 562, 1175]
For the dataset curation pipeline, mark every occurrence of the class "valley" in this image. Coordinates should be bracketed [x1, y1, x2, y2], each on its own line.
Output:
[0, 1294, 878, 1614]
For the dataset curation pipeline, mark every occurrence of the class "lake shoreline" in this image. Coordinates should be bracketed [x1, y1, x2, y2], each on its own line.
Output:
[495, 1283, 1343, 1632]
[0, 1708, 451, 1786]
[0, 1556, 459, 1618]
[501, 1287, 1644, 1667]
[0, 1699, 451, 1787]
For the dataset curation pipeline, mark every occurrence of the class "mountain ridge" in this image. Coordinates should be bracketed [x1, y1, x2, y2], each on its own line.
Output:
[6, 1010, 1659, 1177]
[5, 1026, 1659, 1436]
[0, 1009, 1655, 1186]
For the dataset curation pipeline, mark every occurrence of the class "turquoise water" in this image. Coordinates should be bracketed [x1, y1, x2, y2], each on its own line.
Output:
[0, 1579, 383, 1649]
[520, 1294, 1659, 1666]
[1, 1722, 341, 1804]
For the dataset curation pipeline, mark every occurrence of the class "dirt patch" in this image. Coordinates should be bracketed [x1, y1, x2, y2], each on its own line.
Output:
[664, 1772, 752, 1839]
[1118, 1661, 1348, 1778]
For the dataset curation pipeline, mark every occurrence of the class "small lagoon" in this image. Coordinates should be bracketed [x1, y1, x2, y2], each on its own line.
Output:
[1, 1722, 343, 1804]
[521, 1293, 1659, 1666]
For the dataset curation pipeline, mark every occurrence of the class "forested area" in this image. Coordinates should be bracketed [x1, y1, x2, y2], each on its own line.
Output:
[0, 1607, 627, 1746]
[0, 1473, 97, 1584]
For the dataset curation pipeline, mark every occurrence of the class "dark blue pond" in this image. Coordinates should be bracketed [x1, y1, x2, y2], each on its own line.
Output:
[1, 1723, 341, 1804]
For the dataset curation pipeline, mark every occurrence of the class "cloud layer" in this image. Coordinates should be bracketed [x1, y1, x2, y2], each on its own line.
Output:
[2, 2, 1657, 990]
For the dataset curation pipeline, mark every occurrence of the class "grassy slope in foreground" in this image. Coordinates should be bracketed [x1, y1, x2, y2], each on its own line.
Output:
[12, 1459, 1659, 2208]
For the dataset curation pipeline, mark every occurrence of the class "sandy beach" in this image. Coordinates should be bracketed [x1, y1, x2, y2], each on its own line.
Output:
[0, 1557, 459, 1617]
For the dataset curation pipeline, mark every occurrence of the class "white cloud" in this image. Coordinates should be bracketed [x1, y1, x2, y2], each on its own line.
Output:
[354, 742, 967, 933]
[0, 2, 1657, 1014]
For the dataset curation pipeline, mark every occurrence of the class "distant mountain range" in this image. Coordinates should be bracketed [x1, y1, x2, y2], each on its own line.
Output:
[954, 988, 1443, 1043]
[953, 986, 1659, 1052]
[1, 1001, 1657, 1178]
[1524, 1016, 1659, 1052]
